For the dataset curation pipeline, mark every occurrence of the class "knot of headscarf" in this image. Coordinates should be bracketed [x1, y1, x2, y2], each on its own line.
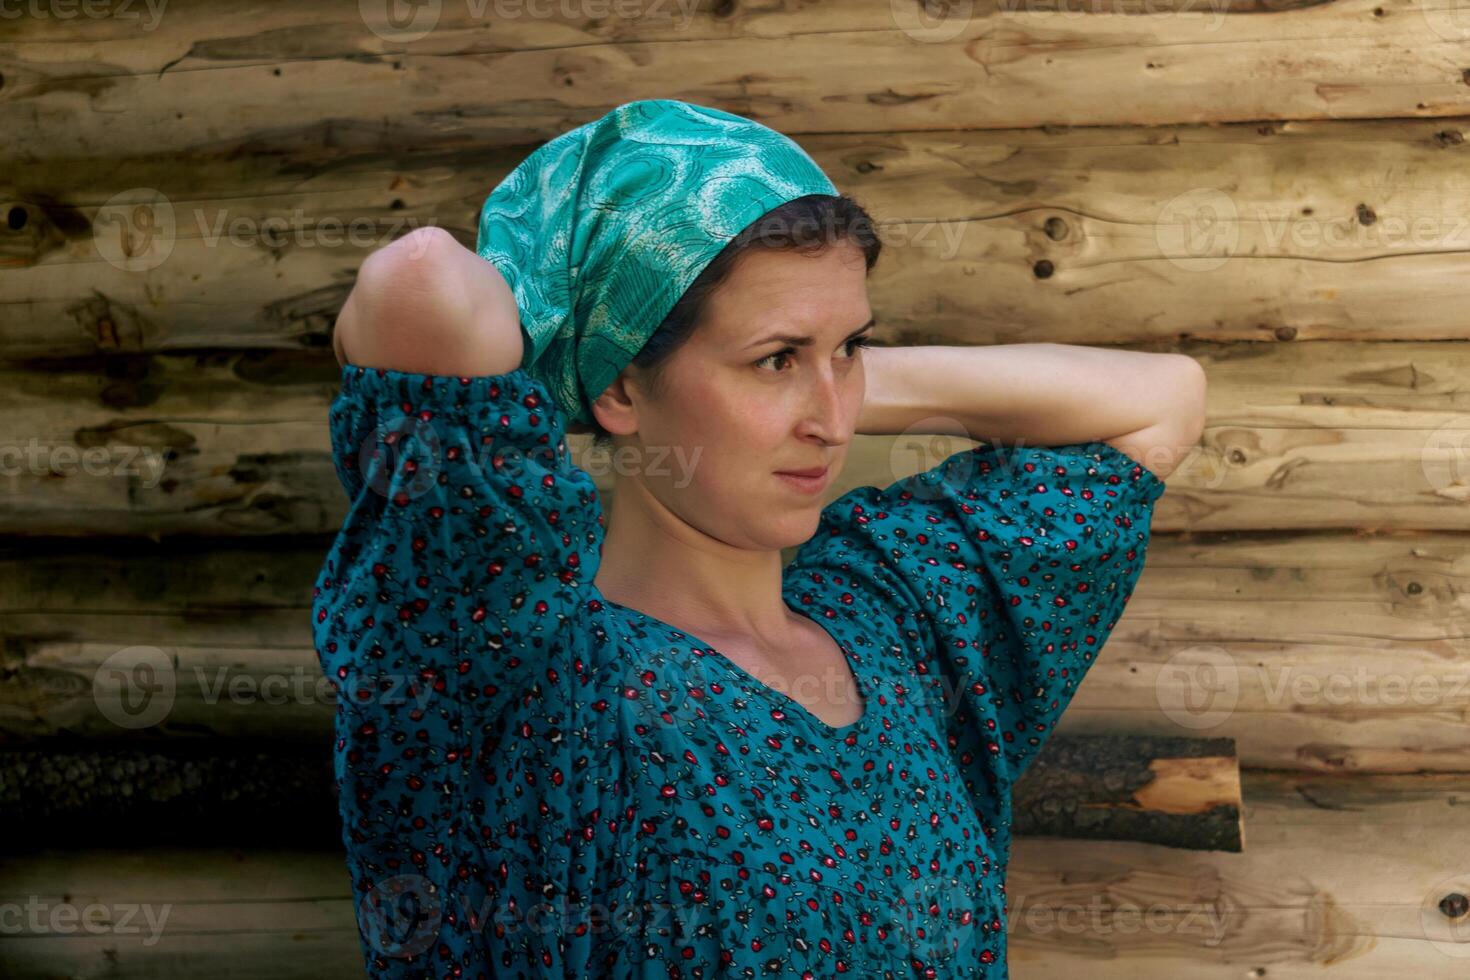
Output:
[475, 98, 839, 426]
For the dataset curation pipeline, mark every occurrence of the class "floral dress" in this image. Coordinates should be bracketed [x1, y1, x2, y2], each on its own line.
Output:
[312, 362, 1166, 979]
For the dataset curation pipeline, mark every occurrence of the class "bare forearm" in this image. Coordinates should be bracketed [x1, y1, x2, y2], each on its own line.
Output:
[858, 343, 1207, 479]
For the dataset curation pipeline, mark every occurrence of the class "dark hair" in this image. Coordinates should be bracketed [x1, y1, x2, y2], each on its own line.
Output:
[588, 193, 883, 450]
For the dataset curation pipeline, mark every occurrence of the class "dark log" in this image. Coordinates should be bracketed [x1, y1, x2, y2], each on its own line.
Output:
[0, 734, 1241, 853]
[1011, 734, 1243, 852]
[0, 739, 341, 851]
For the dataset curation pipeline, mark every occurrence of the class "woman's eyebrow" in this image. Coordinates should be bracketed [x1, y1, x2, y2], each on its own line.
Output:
[745, 317, 876, 350]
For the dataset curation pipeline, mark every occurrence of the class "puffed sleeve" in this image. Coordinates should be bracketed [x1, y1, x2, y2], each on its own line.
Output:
[312, 363, 604, 725]
[788, 439, 1165, 811]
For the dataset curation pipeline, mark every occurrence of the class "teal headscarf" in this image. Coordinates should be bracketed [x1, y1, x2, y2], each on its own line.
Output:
[474, 99, 839, 426]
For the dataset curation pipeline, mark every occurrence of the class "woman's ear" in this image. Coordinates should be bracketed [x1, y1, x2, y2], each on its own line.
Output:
[589, 372, 643, 439]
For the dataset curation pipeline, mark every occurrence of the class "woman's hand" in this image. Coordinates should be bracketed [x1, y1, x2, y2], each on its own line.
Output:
[333, 226, 525, 377]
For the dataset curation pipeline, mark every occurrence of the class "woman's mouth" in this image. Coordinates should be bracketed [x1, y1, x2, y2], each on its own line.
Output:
[775, 466, 829, 493]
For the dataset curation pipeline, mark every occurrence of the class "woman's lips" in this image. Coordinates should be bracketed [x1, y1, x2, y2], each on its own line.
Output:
[775, 466, 828, 493]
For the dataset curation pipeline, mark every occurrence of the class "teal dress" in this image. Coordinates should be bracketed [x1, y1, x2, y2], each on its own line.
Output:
[313, 362, 1166, 979]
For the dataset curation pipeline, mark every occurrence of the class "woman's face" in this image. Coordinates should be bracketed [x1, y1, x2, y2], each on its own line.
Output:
[608, 241, 873, 551]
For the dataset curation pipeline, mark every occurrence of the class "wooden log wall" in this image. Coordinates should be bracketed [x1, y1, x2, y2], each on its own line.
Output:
[3, 0, 1470, 975]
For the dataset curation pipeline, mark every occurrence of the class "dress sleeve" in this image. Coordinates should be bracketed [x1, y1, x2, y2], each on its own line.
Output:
[313, 363, 603, 723]
[789, 439, 1165, 788]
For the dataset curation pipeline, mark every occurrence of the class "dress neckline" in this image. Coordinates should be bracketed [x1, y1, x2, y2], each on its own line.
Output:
[601, 576, 872, 739]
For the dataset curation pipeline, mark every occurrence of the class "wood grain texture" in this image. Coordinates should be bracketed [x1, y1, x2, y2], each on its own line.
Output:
[1008, 770, 1470, 975]
[7, 118, 1470, 355]
[3, 0, 1468, 162]
[1, 341, 1469, 536]
[0, 771, 1463, 977]
[3, 531, 1468, 772]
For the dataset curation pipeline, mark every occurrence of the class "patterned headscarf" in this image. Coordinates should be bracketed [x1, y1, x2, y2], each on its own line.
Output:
[475, 99, 839, 426]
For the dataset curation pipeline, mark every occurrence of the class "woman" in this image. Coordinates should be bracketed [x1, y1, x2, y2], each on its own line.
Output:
[315, 99, 1206, 978]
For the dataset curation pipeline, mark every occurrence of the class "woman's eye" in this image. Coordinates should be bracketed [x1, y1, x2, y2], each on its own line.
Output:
[755, 349, 795, 371]
[756, 337, 871, 372]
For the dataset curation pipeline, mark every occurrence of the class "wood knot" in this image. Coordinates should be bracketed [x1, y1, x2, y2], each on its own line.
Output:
[1355, 204, 1376, 226]
[1032, 259, 1054, 279]
[1440, 893, 1469, 919]
[1043, 216, 1068, 241]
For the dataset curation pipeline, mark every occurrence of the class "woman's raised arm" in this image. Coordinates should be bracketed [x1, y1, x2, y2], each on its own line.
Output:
[334, 225, 526, 378]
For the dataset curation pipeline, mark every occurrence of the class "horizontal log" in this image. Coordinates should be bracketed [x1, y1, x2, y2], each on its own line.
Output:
[1011, 734, 1242, 852]
[0, 734, 1242, 851]
[0, 741, 340, 849]
[2, 341, 1470, 535]
[1007, 769, 1470, 975]
[0, 845, 360, 980]
[0, 771, 1463, 978]
[4, 529, 1469, 772]
[3, 0, 1467, 162]
[8, 118, 1470, 355]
